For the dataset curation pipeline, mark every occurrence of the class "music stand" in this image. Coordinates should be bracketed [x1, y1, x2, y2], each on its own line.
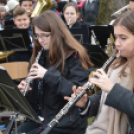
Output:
[0, 29, 31, 51]
[83, 44, 109, 68]
[0, 29, 31, 62]
[69, 24, 90, 44]
[0, 69, 42, 134]
[89, 25, 114, 48]
[4, 20, 15, 30]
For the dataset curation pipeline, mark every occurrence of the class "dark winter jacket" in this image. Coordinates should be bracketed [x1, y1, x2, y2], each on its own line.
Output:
[71, 21, 82, 28]
[29, 50, 89, 134]
[5, 12, 13, 21]
[105, 83, 134, 134]
[81, 0, 100, 26]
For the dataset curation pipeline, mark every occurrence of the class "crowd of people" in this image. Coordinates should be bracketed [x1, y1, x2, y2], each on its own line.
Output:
[0, 0, 134, 134]
[0, 0, 100, 28]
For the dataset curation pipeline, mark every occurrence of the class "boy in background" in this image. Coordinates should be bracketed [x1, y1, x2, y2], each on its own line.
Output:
[13, 7, 32, 36]
[8, 7, 32, 62]
[19, 0, 34, 16]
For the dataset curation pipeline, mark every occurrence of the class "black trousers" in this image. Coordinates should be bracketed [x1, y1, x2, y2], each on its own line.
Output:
[12, 121, 67, 134]
[12, 121, 40, 134]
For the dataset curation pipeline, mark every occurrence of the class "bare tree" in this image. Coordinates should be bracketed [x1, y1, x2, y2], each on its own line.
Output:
[96, 0, 129, 25]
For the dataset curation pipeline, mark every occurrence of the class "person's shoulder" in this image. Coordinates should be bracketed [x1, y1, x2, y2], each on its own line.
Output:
[66, 51, 80, 68]
[66, 51, 80, 63]
[72, 21, 81, 27]
[66, 51, 79, 59]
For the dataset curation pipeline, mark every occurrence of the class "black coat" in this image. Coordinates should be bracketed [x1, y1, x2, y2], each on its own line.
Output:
[29, 50, 89, 134]
[105, 83, 134, 134]
[71, 21, 81, 28]
[85, 83, 134, 134]
[81, 0, 100, 26]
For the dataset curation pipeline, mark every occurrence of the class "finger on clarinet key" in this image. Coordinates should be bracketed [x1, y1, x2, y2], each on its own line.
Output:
[93, 72, 101, 78]
[31, 63, 38, 69]
[72, 85, 77, 95]
[96, 69, 105, 75]
[64, 96, 70, 101]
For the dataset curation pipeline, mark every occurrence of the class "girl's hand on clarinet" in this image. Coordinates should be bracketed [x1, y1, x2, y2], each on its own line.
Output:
[29, 63, 47, 80]
[90, 69, 114, 93]
[64, 85, 88, 108]
[18, 80, 32, 93]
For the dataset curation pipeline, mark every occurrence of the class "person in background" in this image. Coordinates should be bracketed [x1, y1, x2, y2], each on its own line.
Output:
[5, 0, 19, 21]
[13, 7, 32, 36]
[19, 0, 57, 17]
[0, 6, 6, 28]
[77, 0, 85, 10]
[63, 2, 81, 28]
[32, 0, 37, 7]
[65, 9, 134, 134]
[57, 0, 68, 17]
[19, 0, 34, 16]
[16, 10, 93, 134]
[127, 0, 134, 11]
[0, 0, 8, 24]
[76, 0, 85, 21]
[0, 0, 9, 12]
[81, 0, 100, 26]
[57, 0, 78, 18]
[0, 0, 6, 6]
[8, 7, 32, 62]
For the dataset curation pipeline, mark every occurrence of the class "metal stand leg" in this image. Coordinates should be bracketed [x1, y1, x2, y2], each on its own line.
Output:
[15, 119, 18, 134]
[4, 113, 18, 134]
[6, 51, 8, 63]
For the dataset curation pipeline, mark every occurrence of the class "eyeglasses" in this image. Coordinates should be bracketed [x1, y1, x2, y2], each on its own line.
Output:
[33, 33, 51, 40]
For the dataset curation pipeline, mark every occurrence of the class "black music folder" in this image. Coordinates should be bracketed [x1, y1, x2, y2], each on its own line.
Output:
[69, 24, 90, 44]
[4, 20, 15, 30]
[89, 25, 114, 48]
[0, 29, 31, 52]
[0, 69, 41, 124]
[83, 44, 109, 68]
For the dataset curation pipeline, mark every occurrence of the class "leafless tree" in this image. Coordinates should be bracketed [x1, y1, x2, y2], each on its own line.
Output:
[96, 0, 130, 25]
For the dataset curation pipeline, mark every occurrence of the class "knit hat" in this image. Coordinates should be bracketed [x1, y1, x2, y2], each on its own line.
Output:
[7, 0, 19, 11]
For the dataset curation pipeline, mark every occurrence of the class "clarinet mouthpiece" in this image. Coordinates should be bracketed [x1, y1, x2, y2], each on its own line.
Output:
[116, 51, 120, 58]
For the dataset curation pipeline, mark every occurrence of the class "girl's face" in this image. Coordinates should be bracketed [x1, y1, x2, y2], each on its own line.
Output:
[34, 26, 51, 50]
[63, 6, 78, 26]
[114, 25, 134, 60]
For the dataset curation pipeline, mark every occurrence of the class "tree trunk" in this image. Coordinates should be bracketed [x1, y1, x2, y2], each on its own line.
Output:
[96, 0, 129, 25]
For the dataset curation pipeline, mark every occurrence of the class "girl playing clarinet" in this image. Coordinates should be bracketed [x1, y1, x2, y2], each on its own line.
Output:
[65, 9, 134, 134]
[16, 10, 93, 134]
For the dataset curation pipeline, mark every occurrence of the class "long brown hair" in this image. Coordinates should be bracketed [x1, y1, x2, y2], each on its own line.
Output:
[111, 9, 134, 88]
[31, 10, 93, 73]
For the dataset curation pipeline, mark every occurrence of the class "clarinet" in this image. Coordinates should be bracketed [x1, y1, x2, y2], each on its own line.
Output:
[41, 51, 120, 134]
[23, 47, 44, 96]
